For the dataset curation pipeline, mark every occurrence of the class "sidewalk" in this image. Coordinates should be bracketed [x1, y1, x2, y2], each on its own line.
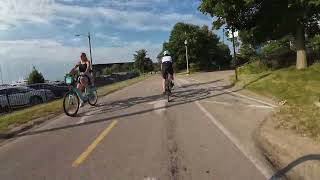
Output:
[180, 70, 320, 179]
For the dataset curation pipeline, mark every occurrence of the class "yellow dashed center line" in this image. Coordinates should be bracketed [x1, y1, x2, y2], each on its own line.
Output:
[72, 120, 118, 167]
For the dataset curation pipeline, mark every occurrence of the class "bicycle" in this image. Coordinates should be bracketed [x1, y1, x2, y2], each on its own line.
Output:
[63, 74, 98, 116]
[165, 76, 173, 102]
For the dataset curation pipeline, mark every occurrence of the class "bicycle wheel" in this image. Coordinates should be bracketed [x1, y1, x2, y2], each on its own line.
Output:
[88, 90, 98, 106]
[63, 91, 80, 117]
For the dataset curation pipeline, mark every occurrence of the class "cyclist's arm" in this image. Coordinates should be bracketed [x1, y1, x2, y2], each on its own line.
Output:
[70, 63, 79, 74]
[84, 61, 91, 74]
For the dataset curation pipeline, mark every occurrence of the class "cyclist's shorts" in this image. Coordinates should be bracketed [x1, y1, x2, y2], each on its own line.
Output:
[161, 61, 174, 79]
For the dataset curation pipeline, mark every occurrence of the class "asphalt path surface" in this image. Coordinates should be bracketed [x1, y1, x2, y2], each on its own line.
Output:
[0, 71, 277, 180]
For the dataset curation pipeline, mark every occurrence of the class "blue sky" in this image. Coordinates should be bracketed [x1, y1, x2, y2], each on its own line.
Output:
[0, 0, 231, 83]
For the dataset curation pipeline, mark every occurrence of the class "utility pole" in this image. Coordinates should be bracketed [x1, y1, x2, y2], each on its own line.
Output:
[185, 39, 189, 74]
[223, 28, 225, 44]
[0, 64, 3, 84]
[232, 29, 238, 81]
[88, 32, 93, 68]
[75, 32, 93, 68]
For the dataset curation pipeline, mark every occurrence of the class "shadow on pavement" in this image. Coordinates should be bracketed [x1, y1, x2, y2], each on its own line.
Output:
[12, 75, 271, 138]
[269, 154, 320, 180]
[178, 79, 223, 89]
[243, 73, 271, 88]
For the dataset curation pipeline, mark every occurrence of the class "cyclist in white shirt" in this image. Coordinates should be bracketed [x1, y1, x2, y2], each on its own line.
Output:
[161, 50, 174, 94]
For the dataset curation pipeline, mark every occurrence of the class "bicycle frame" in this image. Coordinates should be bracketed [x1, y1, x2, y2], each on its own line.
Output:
[65, 74, 96, 102]
[71, 87, 88, 102]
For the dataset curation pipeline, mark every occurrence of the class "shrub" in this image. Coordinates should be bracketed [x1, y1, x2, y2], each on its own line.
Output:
[238, 61, 269, 74]
[260, 39, 295, 69]
[27, 66, 45, 85]
[102, 67, 112, 75]
[189, 63, 200, 72]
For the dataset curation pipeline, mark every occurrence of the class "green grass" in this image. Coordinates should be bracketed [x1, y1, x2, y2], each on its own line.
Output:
[237, 62, 320, 141]
[0, 75, 150, 134]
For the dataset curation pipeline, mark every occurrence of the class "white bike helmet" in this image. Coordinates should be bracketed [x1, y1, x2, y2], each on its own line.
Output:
[163, 50, 170, 56]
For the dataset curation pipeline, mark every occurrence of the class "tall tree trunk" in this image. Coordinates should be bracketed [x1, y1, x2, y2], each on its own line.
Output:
[295, 22, 307, 69]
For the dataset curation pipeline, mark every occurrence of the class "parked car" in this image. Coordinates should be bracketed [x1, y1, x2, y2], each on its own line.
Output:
[0, 87, 54, 111]
[27, 83, 69, 98]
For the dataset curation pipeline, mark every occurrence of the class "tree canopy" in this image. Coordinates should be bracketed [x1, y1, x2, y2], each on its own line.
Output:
[27, 66, 45, 85]
[133, 49, 154, 73]
[159, 22, 232, 71]
[199, 0, 320, 69]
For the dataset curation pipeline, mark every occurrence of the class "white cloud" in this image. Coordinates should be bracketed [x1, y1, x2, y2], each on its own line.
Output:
[0, 0, 54, 28]
[101, 0, 168, 8]
[0, 38, 161, 82]
[0, 0, 211, 31]
[0, 38, 160, 63]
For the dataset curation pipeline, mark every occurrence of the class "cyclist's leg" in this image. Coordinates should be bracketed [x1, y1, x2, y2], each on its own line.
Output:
[161, 63, 169, 93]
[162, 73, 167, 93]
[80, 76, 89, 89]
[77, 76, 84, 92]
[168, 62, 174, 86]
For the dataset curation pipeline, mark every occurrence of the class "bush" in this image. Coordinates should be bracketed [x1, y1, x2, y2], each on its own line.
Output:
[238, 61, 269, 74]
[260, 39, 295, 69]
[27, 66, 45, 85]
[189, 63, 200, 72]
[237, 44, 257, 65]
[102, 67, 112, 75]
[111, 64, 123, 73]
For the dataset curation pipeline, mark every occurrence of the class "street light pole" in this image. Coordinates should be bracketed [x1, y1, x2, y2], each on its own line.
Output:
[185, 40, 189, 74]
[88, 32, 93, 68]
[0, 64, 3, 84]
[75, 32, 93, 68]
[223, 28, 225, 44]
[232, 29, 238, 81]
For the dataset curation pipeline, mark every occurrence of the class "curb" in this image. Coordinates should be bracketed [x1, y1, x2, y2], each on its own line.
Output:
[0, 113, 62, 139]
[256, 117, 320, 179]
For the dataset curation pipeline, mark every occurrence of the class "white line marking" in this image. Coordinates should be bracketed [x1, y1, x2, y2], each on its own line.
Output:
[148, 100, 166, 114]
[248, 105, 274, 109]
[187, 78, 278, 108]
[202, 100, 274, 109]
[77, 116, 87, 124]
[195, 101, 273, 179]
[202, 100, 233, 106]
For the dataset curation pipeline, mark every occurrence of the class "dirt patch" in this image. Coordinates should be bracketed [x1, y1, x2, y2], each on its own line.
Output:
[257, 117, 320, 179]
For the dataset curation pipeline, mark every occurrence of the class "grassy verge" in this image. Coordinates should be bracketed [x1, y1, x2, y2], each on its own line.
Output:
[0, 75, 150, 134]
[237, 62, 320, 141]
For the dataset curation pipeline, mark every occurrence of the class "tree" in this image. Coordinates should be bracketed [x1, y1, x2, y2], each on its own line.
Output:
[133, 49, 154, 73]
[160, 22, 232, 71]
[27, 66, 45, 85]
[199, 0, 320, 69]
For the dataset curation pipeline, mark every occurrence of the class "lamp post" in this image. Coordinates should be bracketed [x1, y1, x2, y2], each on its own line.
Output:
[223, 28, 225, 44]
[184, 39, 189, 74]
[75, 32, 93, 68]
[0, 64, 3, 84]
[231, 29, 238, 81]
